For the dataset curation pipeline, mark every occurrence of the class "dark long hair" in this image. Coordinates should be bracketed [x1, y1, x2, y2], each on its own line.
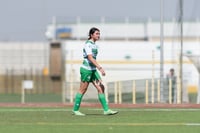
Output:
[88, 27, 100, 40]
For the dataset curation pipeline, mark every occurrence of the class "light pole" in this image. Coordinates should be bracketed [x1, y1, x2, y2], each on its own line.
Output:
[160, 0, 164, 102]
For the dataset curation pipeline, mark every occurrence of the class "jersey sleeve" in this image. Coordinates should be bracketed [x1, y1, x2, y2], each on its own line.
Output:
[84, 43, 92, 55]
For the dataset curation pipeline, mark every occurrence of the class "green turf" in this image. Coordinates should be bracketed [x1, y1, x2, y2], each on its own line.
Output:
[0, 93, 145, 103]
[0, 94, 62, 102]
[0, 107, 200, 133]
[0, 92, 197, 103]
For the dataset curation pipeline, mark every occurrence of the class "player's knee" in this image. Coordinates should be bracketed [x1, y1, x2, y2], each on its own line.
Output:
[99, 83, 105, 92]
[79, 87, 87, 94]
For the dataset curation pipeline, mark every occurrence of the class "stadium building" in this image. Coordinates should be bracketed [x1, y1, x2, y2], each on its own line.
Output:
[1, 17, 200, 103]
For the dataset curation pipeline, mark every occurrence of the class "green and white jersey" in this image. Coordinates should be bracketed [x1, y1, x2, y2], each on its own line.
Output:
[81, 40, 98, 70]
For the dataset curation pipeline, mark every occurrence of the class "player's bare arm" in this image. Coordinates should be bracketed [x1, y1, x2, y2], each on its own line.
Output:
[87, 54, 105, 76]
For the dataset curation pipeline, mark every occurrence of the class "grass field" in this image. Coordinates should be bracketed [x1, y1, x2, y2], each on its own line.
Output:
[0, 93, 146, 103]
[2, 92, 196, 103]
[0, 107, 200, 133]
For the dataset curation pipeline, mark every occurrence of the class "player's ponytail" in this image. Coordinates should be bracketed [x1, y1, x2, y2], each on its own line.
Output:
[88, 27, 100, 40]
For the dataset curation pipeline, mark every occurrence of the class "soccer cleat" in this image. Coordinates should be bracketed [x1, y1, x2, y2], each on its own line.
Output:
[104, 109, 118, 115]
[73, 111, 86, 116]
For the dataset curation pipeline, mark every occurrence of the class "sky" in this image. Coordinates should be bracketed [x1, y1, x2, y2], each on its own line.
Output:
[0, 0, 199, 41]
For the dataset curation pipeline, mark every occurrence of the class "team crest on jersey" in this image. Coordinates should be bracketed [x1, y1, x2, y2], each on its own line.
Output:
[87, 76, 91, 80]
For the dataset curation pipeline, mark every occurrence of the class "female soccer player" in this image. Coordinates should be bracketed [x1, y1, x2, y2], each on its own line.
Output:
[73, 27, 118, 116]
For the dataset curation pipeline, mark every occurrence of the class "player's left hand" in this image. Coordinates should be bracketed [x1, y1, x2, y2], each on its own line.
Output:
[99, 67, 106, 76]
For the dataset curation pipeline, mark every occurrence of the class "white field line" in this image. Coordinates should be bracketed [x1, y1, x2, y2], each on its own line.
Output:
[89, 108, 200, 112]
[0, 108, 200, 112]
[7, 122, 200, 126]
[0, 108, 68, 112]
[185, 123, 200, 126]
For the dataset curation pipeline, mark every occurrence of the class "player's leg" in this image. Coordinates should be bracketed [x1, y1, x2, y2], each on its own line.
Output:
[92, 71, 118, 115]
[92, 80, 108, 110]
[73, 68, 91, 116]
[73, 81, 89, 111]
[172, 87, 175, 103]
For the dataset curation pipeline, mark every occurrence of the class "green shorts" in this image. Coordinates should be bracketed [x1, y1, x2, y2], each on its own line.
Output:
[80, 67, 101, 82]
